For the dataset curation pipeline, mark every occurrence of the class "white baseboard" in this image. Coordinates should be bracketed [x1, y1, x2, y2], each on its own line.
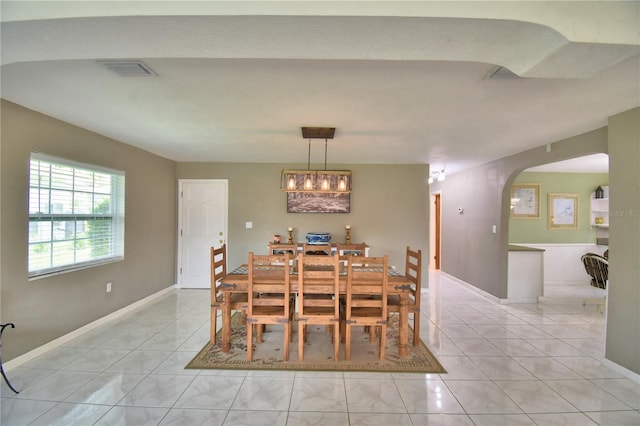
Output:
[4, 285, 176, 371]
[440, 272, 502, 304]
[440, 272, 538, 304]
[601, 358, 640, 384]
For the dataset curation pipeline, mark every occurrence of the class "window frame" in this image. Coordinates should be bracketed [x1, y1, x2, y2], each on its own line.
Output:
[28, 152, 125, 279]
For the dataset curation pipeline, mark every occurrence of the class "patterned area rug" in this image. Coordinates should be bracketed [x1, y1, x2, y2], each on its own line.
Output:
[186, 313, 446, 374]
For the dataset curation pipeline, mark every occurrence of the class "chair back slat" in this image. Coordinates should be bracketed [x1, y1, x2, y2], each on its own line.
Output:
[211, 244, 227, 285]
[405, 246, 422, 306]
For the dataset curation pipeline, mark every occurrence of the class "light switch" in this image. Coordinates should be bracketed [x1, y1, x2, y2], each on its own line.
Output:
[245, 221, 253, 229]
[492, 225, 497, 234]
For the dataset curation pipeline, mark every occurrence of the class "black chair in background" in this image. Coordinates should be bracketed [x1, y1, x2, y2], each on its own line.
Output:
[580, 252, 608, 313]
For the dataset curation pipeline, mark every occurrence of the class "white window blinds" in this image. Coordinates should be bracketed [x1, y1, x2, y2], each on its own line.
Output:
[28, 153, 125, 278]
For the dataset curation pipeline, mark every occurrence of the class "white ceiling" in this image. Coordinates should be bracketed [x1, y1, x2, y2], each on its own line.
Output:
[1, 2, 638, 175]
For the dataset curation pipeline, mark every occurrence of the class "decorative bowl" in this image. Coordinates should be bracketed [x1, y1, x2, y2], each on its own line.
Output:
[306, 232, 331, 245]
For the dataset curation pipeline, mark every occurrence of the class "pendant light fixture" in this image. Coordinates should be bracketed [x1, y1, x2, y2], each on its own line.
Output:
[281, 127, 352, 193]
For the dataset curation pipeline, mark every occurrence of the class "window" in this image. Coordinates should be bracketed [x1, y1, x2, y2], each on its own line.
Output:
[28, 153, 125, 278]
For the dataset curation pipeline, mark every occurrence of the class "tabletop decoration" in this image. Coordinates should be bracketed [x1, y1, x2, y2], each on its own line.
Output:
[306, 232, 331, 245]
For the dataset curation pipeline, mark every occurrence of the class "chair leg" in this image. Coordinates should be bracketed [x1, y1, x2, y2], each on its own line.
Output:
[345, 325, 352, 361]
[379, 325, 386, 360]
[333, 322, 340, 361]
[283, 322, 290, 361]
[369, 325, 377, 342]
[413, 311, 420, 347]
[257, 324, 263, 343]
[298, 321, 305, 361]
[210, 306, 217, 345]
[247, 323, 253, 361]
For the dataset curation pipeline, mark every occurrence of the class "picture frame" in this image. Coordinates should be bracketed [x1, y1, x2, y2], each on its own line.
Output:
[287, 192, 350, 213]
[548, 193, 579, 229]
[510, 183, 540, 219]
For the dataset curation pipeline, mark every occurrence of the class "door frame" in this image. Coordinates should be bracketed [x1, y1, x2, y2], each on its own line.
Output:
[429, 191, 442, 270]
[176, 179, 229, 289]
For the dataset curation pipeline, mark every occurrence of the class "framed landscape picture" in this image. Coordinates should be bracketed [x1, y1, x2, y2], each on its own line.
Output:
[510, 183, 540, 219]
[548, 193, 579, 229]
[287, 192, 350, 213]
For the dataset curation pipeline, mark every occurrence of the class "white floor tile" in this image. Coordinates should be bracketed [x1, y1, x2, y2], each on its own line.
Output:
[4, 271, 637, 426]
[444, 380, 522, 414]
[174, 375, 244, 410]
[1, 398, 58, 426]
[94, 406, 169, 426]
[344, 377, 406, 413]
[289, 376, 347, 412]
[395, 379, 465, 413]
[545, 379, 632, 411]
[159, 408, 226, 425]
[223, 409, 288, 425]
[230, 376, 294, 411]
[117, 375, 195, 407]
[29, 402, 112, 426]
[64, 372, 146, 405]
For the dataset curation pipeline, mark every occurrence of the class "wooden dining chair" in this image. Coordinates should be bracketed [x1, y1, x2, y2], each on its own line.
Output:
[337, 242, 367, 269]
[303, 243, 333, 256]
[297, 253, 341, 361]
[388, 246, 422, 346]
[210, 244, 248, 345]
[246, 252, 294, 361]
[269, 243, 298, 256]
[336, 243, 367, 257]
[341, 255, 388, 361]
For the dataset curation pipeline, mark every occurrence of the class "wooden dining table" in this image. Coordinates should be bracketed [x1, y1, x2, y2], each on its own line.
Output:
[216, 264, 415, 357]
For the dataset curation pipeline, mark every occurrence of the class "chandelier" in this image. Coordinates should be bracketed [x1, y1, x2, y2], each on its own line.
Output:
[281, 127, 352, 193]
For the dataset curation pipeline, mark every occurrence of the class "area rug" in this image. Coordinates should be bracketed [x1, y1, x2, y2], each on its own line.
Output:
[185, 313, 446, 374]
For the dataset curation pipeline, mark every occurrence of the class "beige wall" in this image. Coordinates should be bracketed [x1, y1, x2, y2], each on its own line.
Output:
[0, 101, 177, 360]
[607, 107, 640, 374]
[176, 163, 430, 273]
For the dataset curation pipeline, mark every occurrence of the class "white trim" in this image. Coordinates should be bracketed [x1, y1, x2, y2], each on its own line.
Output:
[440, 272, 502, 304]
[4, 285, 176, 371]
[601, 358, 640, 384]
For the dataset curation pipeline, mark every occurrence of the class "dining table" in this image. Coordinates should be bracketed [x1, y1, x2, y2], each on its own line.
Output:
[215, 264, 415, 357]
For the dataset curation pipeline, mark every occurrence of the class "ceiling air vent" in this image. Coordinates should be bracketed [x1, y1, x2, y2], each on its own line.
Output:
[98, 60, 158, 77]
[486, 66, 520, 80]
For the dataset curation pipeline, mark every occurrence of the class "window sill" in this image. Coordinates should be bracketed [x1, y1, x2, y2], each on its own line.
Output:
[28, 257, 124, 281]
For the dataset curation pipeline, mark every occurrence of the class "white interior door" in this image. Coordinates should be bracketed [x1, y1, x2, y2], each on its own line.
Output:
[178, 179, 228, 288]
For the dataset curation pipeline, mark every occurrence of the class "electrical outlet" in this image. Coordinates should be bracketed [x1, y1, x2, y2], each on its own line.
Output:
[106, 282, 112, 293]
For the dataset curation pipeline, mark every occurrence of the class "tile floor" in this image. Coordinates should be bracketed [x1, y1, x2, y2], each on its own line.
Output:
[2, 271, 639, 425]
